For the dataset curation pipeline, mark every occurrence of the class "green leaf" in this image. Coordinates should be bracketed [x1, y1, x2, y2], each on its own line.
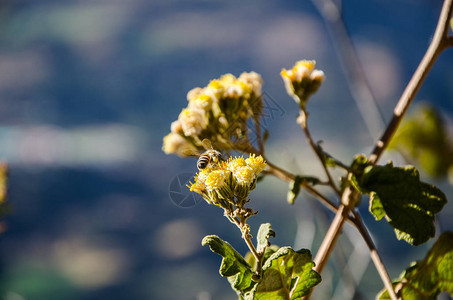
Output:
[389, 104, 453, 178]
[360, 163, 447, 246]
[245, 245, 280, 274]
[202, 235, 254, 292]
[246, 247, 321, 300]
[287, 176, 302, 205]
[378, 231, 453, 299]
[257, 223, 275, 254]
[287, 176, 320, 205]
[369, 192, 386, 221]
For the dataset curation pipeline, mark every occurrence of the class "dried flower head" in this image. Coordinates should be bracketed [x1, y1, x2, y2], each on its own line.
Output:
[179, 107, 208, 137]
[162, 133, 197, 157]
[163, 72, 264, 157]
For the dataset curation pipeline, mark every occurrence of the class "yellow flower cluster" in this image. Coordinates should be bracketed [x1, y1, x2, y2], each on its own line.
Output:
[188, 154, 267, 209]
[162, 72, 263, 156]
[281, 60, 325, 108]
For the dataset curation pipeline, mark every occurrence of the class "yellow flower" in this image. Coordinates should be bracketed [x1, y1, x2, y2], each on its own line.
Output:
[245, 154, 267, 175]
[189, 93, 213, 110]
[234, 166, 255, 186]
[281, 60, 325, 107]
[170, 120, 183, 134]
[238, 71, 262, 97]
[195, 168, 210, 184]
[188, 180, 205, 195]
[227, 156, 247, 172]
[219, 73, 236, 83]
[163, 71, 266, 157]
[205, 170, 229, 191]
[178, 107, 208, 137]
[187, 87, 203, 101]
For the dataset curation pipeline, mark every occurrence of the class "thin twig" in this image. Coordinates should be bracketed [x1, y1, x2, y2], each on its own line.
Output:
[445, 36, 453, 48]
[297, 111, 342, 196]
[368, 0, 453, 165]
[233, 141, 353, 221]
[265, 160, 354, 221]
[228, 212, 262, 274]
[311, 1, 453, 299]
[351, 210, 395, 300]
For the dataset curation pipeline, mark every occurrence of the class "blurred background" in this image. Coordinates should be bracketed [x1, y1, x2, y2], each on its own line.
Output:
[0, 0, 452, 299]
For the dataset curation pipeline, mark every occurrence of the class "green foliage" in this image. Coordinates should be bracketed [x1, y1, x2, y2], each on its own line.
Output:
[358, 163, 447, 245]
[287, 176, 321, 204]
[390, 104, 453, 178]
[247, 247, 321, 300]
[287, 176, 303, 205]
[202, 235, 254, 292]
[378, 232, 453, 299]
[256, 223, 275, 254]
[245, 245, 280, 272]
[203, 234, 321, 299]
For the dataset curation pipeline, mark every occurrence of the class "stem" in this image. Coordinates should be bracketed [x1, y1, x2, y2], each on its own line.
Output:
[351, 211, 396, 300]
[233, 141, 352, 221]
[228, 211, 262, 276]
[297, 111, 341, 196]
[265, 160, 353, 221]
[368, 0, 453, 165]
[311, 1, 453, 298]
[313, 187, 356, 274]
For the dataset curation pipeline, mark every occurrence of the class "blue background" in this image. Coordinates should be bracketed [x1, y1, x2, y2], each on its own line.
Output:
[0, 1, 452, 299]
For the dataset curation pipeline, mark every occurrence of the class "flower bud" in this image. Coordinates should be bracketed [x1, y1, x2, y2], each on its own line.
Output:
[281, 60, 325, 109]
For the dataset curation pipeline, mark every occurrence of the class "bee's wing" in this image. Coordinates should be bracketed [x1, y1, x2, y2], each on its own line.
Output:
[201, 138, 213, 150]
[181, 148, 201, 157]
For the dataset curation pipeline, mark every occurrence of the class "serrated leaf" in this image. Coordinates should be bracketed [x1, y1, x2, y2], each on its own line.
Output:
[247, 247, 321, 300]
[202, 235, 253, 292]
[360, 163, 447, 246]
[369, 192, 386, 220]
[378, 231, 453, 299]
[257, 223, 275, 254]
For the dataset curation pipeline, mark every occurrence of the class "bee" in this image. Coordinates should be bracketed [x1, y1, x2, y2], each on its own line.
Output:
[197, 139, 225, 170]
